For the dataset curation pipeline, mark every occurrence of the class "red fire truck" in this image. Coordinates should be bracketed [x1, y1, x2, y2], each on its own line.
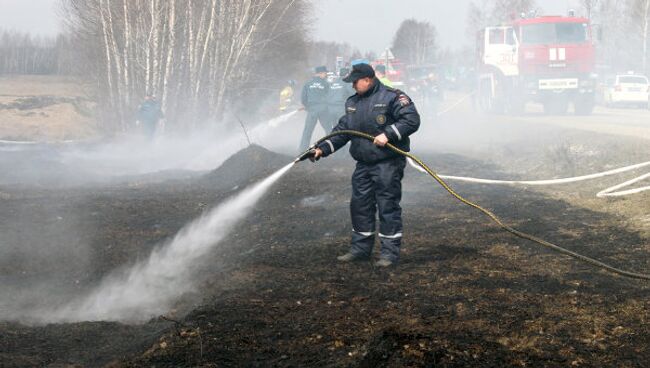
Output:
[477, 13, 597, 115]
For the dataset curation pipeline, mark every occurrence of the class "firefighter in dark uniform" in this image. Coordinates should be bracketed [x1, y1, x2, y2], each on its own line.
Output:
[311, 63, 420, 267]
[300, 66, 331, 151]
[327, 67, 355, 128]
[136, 94, 164, 138]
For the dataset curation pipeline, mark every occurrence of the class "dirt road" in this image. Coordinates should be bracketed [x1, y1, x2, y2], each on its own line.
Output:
[503, 105, 650, 140]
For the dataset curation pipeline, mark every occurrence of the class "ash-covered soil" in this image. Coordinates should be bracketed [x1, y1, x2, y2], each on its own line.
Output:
[1, 139, 650, 367]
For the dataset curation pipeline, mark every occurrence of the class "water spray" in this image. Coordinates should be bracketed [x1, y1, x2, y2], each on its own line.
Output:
[268, 109, 301, 128]
[37, 162, 295, 323]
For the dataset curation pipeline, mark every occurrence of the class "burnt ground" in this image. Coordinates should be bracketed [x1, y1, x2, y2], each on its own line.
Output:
[1, 138, 650, 367]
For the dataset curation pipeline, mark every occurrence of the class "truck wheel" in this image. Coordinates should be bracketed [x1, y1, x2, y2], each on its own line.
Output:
[543, 98, 569, 115]
[478, 80, 493, 112]
[478, 77, 504, 114]
[574, 97, 595, 115]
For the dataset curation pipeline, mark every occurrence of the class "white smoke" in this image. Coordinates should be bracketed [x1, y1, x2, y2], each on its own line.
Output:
[53, 109, 306, 179]
[186, 109, 304, 170]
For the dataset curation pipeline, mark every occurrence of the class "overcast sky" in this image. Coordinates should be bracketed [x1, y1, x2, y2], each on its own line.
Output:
[313, 0, 583, 53]
[1, 0, 582, 50]
[0, 0, 60, 37]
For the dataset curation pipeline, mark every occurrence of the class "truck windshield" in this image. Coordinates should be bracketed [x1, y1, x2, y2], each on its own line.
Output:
[521, 23, 589, 44]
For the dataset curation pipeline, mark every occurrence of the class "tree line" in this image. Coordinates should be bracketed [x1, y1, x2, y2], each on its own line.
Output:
[0, 30, 75, 75]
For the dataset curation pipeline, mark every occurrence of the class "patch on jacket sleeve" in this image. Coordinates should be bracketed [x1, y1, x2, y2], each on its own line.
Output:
[398, 94, 411, 107]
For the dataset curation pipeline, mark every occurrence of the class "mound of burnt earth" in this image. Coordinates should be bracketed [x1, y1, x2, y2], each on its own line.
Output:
[200, 144, 292, 190]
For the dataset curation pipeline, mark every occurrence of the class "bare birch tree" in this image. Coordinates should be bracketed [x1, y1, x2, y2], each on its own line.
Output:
[466, 0, 536, 41]
[629, 0, 650, 72]
[391, 19, 439, 66]
[60, 0, 309, 133]
[581, 0, 600, 19]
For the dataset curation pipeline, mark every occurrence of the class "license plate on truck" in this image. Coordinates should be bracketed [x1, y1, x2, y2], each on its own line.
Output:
[538, 79, 578, 90]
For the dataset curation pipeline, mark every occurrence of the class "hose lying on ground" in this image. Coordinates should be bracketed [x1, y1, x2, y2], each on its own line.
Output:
[306, 130, 650, 281]
[407, 158, 650, 198]
[428, 92, 650, 197]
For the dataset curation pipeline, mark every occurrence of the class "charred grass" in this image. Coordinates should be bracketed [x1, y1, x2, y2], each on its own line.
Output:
[0, 147, 649, 367]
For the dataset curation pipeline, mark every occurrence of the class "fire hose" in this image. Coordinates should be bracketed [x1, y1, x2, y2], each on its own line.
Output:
[424, 91, 650, 197]
[296, 130, 650, 281]
[406, 158, 650, 198]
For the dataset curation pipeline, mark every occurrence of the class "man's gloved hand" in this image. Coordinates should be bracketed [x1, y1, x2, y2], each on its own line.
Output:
[373, 133, 389, 147]
[310, 148, 323, 162]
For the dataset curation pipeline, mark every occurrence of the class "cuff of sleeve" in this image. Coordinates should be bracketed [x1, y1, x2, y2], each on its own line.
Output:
[386, 124, 402, 141]
[317, 139, 336, 156]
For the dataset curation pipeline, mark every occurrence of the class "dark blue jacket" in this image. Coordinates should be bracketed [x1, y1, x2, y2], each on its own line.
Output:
[137, 100, 163, 123]
[317, 79, 420, 163]
[301, 76, 330, 111]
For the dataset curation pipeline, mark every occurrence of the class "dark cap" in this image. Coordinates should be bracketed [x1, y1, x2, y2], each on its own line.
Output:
[342, 63, 375, 83]
[375, 64, 386, 73]
[315, 65, 328, 73]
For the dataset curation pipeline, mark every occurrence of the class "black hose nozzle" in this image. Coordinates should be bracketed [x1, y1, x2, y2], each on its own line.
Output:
[295, 147, 318, 163]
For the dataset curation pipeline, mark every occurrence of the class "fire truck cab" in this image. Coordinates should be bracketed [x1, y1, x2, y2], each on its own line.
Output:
[477, 14, 597, 115]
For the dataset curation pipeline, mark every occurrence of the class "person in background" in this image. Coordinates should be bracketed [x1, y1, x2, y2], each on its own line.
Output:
[279, 80, 296, 112]
[422, 73, 443, 116]
[299, 66, 331, 151]
[326, 67, 355, 130]
[136, 94, 164, 138]
[375, 64, 393, 88]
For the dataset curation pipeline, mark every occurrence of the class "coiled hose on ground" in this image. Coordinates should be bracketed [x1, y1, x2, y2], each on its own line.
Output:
[303, 130, 650, 281]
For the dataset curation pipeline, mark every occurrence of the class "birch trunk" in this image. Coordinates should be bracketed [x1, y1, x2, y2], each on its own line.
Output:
[161, 0, 176, 112]
[151, 0, 160, 97]
[122, 0, 131, 107]
[193, 0, 218, 102]
[641, 0, 650, 73]
[105, 0, 126, 130]
[99, 0, 117, 129]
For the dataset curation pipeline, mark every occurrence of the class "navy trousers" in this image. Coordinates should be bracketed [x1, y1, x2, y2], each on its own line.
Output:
[327, 106, 345, 131]
[300, 108, 332, 151]
[349, 156, 406, 261]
